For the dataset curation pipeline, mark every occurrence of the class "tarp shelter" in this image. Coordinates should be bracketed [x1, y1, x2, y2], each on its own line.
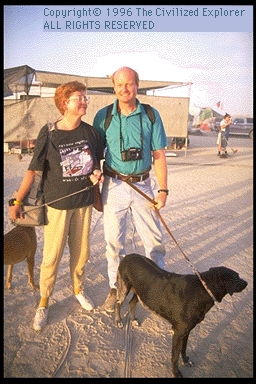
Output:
[4, 65, 35, 98]
[4, 66, 190, 145]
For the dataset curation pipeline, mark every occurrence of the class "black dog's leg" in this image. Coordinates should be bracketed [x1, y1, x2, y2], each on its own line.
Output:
[181, 333, 195, 367]
[115, 271, 130, 328]
[171, 331, 184, 378]
[129, 294, 140, 326]
[115, 301, 123, 328]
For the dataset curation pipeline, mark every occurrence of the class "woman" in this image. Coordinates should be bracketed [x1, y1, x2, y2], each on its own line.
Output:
[217, 113, 232, 158]
[9, 81, 104, 331]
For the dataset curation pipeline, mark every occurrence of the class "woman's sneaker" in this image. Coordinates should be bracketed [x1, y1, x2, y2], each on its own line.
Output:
[33, 307, 49, 331]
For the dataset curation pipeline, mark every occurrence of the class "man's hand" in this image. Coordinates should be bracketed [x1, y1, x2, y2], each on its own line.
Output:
[152, 191, 167, 210]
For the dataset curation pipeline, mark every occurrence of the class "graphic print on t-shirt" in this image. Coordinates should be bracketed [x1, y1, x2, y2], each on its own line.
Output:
[59, 140, 93, 179]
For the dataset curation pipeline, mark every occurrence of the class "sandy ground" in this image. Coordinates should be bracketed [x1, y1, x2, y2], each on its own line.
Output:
[4, 133, 253, 378]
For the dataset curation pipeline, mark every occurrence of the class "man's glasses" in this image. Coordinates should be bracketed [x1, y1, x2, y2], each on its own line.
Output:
[68, 96, 90, 104]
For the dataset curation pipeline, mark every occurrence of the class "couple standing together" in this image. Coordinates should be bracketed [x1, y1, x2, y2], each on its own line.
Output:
[9, 66, 168, 331]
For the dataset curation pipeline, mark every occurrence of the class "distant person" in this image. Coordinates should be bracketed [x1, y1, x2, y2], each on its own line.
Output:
[217, 113, 232, 158]
[93, 66, 168, 312]
[9, 81, 104, 331]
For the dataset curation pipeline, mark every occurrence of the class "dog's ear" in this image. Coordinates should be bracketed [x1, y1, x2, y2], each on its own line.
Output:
[206, 267, 228, 302]
[209, 267, 247, 299]
[217, 267, 240, 296]
[223, 279, 236, 296]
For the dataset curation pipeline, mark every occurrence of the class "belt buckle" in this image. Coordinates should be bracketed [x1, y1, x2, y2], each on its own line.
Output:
[132, 175, 142, 183]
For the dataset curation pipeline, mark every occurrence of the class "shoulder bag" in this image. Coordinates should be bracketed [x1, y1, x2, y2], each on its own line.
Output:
[9, 123, 55, 227]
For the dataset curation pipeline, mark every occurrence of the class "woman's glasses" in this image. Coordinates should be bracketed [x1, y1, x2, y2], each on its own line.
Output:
[68, 96, 90, 104]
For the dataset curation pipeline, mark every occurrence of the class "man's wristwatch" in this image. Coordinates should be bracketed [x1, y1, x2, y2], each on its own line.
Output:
[9, 198, 23, 206]
[158, 189, 169, 195]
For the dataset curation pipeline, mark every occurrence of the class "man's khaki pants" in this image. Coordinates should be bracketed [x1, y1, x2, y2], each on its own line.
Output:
[40, 204, 92, 298]
[102, 176, 165, 289]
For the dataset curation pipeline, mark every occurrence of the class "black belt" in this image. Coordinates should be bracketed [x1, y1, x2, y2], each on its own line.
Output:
[103, 164, 150, 183]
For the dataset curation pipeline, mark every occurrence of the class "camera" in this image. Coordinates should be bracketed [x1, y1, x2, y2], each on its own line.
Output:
[121, 147, 143, 161]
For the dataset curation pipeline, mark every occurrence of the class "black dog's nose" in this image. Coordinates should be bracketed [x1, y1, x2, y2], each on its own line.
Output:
[240, 279, 248, 290]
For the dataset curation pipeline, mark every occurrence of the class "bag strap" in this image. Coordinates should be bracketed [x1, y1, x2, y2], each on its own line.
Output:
[27, 172, 43, 204]
[27, 123, 55, 205]
[104, 104, 114, 131]
[141, 103, 155, 125]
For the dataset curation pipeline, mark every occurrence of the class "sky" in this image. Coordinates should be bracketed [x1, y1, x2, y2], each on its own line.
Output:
[4, 5, 253, 116]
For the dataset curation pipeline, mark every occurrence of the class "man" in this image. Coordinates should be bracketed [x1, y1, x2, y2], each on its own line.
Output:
[217, 113, 232, 158]
[93, 67, 168, 311]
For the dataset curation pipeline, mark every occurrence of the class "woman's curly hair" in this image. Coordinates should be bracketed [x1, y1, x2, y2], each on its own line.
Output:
[54, 81, 87, 115]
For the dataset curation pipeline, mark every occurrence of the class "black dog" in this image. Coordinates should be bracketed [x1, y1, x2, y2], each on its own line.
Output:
[115, 254, 247, 378]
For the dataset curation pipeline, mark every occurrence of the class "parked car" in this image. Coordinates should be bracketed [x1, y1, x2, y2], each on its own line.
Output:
[229, 117, 253, 139]
[187, 120, 201, 135]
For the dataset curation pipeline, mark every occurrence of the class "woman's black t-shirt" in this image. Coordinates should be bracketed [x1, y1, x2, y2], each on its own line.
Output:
[28, 121, 104, 210]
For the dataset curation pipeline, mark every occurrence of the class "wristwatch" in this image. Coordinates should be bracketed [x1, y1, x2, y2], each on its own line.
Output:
[158, 189, 169, 195]
[9, 198, 23, 206]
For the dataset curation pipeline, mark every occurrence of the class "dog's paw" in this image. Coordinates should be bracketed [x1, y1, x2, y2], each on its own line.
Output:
[115, 320, 124, 329]
[172, 369, 183, 378]
[5, 282, 12, 289]
[30, 283, 40, 291]
[181, 355, 195, 367]
[131, 318, 140, 327]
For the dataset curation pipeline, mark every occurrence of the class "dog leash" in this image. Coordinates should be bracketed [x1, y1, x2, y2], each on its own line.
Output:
[220, 131, 238, 154]
[124, 313, 132, 378]
[16, 182, 98, 215]
[106, 167, 217, 303]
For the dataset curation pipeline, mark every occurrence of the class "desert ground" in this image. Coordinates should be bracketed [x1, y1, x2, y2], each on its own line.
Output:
[4, 133, 253, 378]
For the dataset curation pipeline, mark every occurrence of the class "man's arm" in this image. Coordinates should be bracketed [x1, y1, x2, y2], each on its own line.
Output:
[152, 148, 168, 210]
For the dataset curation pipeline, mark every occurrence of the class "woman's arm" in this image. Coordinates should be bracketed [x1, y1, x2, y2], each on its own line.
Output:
[9, 170, 40, 220]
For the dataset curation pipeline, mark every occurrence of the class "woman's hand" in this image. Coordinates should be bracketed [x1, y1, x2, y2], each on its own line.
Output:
[8, 170, 37, 222]
[9, 204, 24, 221]
[89, 169, 104, 185]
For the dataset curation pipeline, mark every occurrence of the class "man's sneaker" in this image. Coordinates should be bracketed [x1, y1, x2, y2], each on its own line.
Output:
[75, 292, 95, 311]
[33, 307, 49, 331]
[103, 288, 117, 312]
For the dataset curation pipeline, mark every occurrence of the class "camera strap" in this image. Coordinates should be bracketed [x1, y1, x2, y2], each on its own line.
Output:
[118, 112, 143, 154]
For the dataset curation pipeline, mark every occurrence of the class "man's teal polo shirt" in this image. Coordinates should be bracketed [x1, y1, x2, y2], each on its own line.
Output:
[93, 99, 168, 175]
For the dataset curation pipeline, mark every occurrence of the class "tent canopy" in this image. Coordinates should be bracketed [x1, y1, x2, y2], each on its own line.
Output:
[35, 70, 184, 94]
[4, 65, 184, 96]
[35, 71, 183, 94]
[4, 65, 35, 97]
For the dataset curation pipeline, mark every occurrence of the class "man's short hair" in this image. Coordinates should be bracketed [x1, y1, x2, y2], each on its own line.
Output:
[111, 67, 139, 87]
